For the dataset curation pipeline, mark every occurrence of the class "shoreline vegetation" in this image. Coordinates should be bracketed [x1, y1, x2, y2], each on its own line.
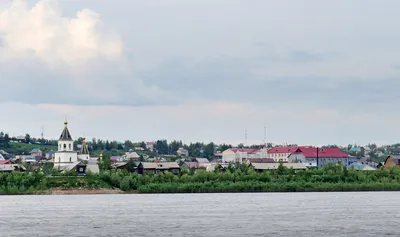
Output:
[2, 163, 400, 195]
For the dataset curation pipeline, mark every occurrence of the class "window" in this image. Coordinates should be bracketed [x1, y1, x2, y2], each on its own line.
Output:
[63, 144, 66, 149]
[69, 157, 71, 162]
[69, 144, 71, 150]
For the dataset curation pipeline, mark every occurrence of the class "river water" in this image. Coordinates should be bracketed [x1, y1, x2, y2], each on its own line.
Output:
[0, 192, 398, 236]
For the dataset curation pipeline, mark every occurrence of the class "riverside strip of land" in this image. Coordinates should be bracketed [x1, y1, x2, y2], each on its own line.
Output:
[1, 163, 400, 195]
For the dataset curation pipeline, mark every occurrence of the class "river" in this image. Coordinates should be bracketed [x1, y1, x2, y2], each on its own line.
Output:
[0, 192, 397, 236]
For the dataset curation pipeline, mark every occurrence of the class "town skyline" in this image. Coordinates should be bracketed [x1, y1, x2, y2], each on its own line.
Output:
[0, 120, 396, 148]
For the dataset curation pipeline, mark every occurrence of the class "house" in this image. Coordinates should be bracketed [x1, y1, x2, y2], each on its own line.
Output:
[181, 162, 199, 170]
[23, 155, 39, 164]
[288, 147, 356, 167]
[177, 148, 189, 157]
[30, 148, 42, 157]
[45, 150, 56, 160]
[384, 155, 400, 167]
[111, 162, 128, 170]
[124, 151, 140, 160]
[267, 146, 302, 162]
[213, 152, 223, 159]
[206, 163, 228, 172]
[0, 160, 14, 165]
[195, 158, 209, 164]
[111, 156, 122, 162]
[146, 142, 154, 151]
[251, 162, 307, 171]
[222, 148, 268, 163]
[0, 164, 25, 172]
[136, 162, 180, 175]
[15, 135, 25, 143]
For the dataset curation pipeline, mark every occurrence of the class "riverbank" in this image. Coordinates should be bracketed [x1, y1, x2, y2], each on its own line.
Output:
[49, 188, 123, 195]
[1, 163, 399, 195]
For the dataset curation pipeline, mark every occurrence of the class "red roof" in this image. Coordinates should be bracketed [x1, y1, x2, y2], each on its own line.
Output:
[229, 148, 260, 153]
[293, 147, 348, 158]
[268, 146, 305, 154]
[0, 160, 14, 164]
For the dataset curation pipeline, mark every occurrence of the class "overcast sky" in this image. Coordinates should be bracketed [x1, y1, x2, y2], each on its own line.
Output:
[0, 0, 399, 146]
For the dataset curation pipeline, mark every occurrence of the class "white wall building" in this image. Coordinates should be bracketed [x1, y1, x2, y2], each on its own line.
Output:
[267, 146, 300, 162]
[78, 137, 90, 161]
[288, 147, 357, 168]
[55, 121, 78, 163]
[222, 148, 269, 163]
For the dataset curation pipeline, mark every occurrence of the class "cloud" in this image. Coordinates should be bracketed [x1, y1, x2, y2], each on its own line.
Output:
[0, 0, 173, 106]
[137, 57, 400, 112]
[0, 0, 122, 65]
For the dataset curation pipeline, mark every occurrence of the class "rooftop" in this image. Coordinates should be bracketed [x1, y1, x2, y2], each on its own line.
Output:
[293, 147, 348, 158]
[59, 121, 72, 141]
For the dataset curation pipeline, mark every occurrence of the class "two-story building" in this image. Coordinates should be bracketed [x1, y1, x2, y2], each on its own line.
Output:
[222, 148, 268, 163]
[267, 146, 301, 162]
[288, 147, 356, 167]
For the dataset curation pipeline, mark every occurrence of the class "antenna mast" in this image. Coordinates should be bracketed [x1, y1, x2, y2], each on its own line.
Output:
[245, 128, 247, 147]
[264, 126, 266, 148]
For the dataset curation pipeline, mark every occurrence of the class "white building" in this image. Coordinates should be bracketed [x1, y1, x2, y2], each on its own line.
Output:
[55, 121, 78, 163]
[267, 146, 301, 162]
[222, 148, 268, 163]
[288, 147, 357, 168]
[78, 137, 90, 161]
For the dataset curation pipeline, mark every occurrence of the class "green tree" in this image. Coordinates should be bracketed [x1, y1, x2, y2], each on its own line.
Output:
[25, 133, 31, 144]
[98, 153, 111, 171]
[126, 159, 136, 172]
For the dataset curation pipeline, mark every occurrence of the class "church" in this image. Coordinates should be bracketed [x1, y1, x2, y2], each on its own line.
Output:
[54, 120, 89, 173]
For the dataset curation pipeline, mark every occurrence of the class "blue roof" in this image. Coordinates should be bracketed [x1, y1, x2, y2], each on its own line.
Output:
[46, 150, 56, 154]
[349, 147, 361, 152]
[30, 148, 42, 153]
[25, 155, 36, 160]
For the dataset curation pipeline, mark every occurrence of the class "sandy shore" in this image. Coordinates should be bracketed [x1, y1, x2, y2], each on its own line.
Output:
[49, 188, 124, 195]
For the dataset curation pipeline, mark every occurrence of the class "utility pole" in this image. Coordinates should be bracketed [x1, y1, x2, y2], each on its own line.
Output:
[245, 128, 247, 148]
[264, 126, 267, 148]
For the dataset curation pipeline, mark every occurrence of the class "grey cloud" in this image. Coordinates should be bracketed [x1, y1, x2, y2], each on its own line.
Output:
[392, 64, 400, 70]
[0, 57, 178, 107]
[138, 57, 400, 112]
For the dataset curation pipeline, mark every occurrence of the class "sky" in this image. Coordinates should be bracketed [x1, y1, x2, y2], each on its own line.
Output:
[0, 0, 399, 146]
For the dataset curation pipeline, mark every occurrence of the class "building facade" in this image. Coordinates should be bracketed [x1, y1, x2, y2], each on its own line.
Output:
[78, 137, 90, 161]
[222, 148, 268, 163]
[55, 121, 78, 163]
[267, 146, 301, 162]
[288, 147, 356, 167]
